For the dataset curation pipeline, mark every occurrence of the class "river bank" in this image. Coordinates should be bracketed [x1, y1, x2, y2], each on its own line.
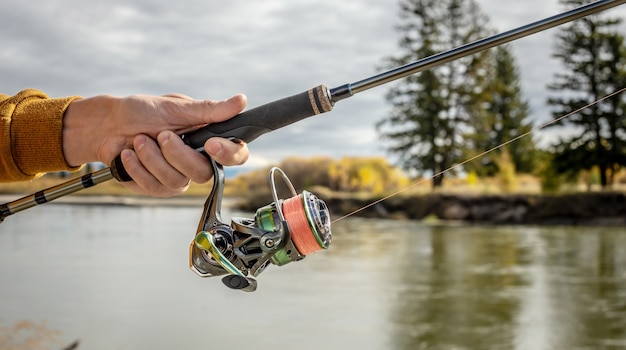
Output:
[337, 192, 626, 225]
[2, 191, 624, 226]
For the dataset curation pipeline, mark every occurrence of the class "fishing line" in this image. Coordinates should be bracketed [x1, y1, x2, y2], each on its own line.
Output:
[331, 86, 626, 224]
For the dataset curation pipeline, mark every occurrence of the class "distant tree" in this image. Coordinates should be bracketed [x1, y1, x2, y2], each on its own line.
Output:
[328, 157, 408, 194]
[227, 156, 408, 196]
[546, 0, 626, 188]
[464, 45, 537, 176]
[377, 0, 492, 188]
[277, 156, 334, 190]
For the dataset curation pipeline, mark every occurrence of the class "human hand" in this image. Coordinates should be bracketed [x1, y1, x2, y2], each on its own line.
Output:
[62, 93, 249, 197]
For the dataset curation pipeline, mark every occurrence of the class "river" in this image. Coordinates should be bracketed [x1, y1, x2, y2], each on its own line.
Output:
[1, 203, 625, 350]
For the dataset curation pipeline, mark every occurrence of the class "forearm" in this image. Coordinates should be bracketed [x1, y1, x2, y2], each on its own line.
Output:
[0, 89, 81, 182]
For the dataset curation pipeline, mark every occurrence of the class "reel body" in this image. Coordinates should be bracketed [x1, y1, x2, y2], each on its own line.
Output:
[189, 159, 331, 292]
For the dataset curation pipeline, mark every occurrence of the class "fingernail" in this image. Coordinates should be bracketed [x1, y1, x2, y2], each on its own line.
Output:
[121, 149, 133, 162]
[205, 141, 223, 156]
[158, 131, 171, 146]
[135, 135, 147, 151]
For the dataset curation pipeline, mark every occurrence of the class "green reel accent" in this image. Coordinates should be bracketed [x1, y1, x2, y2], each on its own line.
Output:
[195, 231, 243, 277]
[255, 203, 297, 266]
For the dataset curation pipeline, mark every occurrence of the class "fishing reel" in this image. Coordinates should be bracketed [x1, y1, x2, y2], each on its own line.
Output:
[189, 158, 332, 292]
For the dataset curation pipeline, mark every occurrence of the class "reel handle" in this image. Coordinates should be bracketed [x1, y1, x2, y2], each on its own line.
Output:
[110, 85, 333, 182]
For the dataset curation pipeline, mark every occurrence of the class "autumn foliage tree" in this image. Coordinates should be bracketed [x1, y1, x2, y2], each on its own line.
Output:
[227, 156, 408, 197]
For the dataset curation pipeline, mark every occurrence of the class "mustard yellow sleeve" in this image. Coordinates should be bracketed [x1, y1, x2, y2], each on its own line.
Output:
[0, 89, 82, 182]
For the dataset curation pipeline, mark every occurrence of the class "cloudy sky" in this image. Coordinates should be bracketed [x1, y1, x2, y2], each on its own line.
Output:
[2, 0, 625, 172]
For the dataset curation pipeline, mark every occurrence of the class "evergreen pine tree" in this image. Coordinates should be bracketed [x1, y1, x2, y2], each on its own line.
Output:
[377, 0, 492, 188]
[465, 45, 536, 176]
[547, 0, 626, 187]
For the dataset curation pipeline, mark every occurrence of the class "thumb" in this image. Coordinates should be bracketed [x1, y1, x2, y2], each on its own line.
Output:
[197, 94, 248, 125]
[162, 93, 194, 100]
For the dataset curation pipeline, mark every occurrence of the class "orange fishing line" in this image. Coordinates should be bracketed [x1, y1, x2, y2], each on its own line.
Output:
[283, 194, 322, 255]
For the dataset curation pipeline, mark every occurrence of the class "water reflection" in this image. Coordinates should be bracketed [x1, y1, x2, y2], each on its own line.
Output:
[387, 225, 626, 350]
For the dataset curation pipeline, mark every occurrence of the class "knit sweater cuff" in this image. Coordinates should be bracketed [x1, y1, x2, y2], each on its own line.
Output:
[10, 89, 82, 178]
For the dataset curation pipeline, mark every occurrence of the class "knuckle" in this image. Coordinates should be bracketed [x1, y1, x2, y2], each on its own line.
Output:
[166, 176, 189, 189]
[142, 181, 164, 197]
[193, 171, 213, 184]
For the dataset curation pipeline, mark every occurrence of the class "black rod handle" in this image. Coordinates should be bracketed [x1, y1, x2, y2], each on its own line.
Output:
[110, 85, 333, 182]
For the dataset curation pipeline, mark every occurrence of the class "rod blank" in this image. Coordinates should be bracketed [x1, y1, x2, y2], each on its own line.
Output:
[0, 168, 113, 222]
[331, 0, 626, 101]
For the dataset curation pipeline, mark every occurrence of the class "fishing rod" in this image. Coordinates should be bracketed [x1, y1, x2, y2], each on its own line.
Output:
[1, 0, 624, 291]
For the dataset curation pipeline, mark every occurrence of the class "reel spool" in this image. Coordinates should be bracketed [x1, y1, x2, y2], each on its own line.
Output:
[189, 160, 331, 292]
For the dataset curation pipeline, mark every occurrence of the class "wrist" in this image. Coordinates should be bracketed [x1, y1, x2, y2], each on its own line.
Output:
[63, 95, 116, 167]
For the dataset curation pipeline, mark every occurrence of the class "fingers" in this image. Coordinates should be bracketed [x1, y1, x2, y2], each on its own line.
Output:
[204, 138, 249, 166]
[118, 136, 191, 197]
[158, 131, 214, 184]
[118, 130, 249, 197]
[110, 93, 250, 198]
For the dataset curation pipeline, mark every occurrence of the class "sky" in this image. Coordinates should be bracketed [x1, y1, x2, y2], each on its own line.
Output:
[2, 0, 625, 173]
